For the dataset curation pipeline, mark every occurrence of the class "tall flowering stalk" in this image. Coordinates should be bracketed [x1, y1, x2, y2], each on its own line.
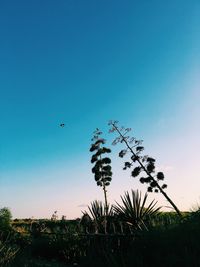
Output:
[108, 120, 182, 217]
[90, 129, 113, 231]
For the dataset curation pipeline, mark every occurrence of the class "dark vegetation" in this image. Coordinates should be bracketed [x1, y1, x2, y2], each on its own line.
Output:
[0, 121, 199, 266]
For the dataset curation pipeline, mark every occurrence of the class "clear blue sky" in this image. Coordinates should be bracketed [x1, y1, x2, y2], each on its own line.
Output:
[0, 0, 199, 218]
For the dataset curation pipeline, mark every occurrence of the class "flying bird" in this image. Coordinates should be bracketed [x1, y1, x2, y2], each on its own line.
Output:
[60, 123, 65, 128]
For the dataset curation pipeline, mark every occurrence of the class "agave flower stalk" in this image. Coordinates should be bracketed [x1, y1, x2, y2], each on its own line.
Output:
[90, 129, 113, 232]
[109, 120, 182, 218]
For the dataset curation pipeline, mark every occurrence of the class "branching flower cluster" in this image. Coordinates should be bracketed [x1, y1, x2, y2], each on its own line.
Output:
[108, 120, 166, 193]
[90, 128, 112, 188]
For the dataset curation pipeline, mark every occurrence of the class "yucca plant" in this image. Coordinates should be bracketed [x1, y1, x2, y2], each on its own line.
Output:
[113, 190, 161, 231]
[84, 200, 114, 233]
[89, 201, 114, 221]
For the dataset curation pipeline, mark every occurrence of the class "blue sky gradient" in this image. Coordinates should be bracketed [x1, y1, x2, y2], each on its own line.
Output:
[0, 0, 199, 218]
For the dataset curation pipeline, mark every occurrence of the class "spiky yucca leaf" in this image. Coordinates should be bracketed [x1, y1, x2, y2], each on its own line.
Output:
[87, 200, 113, 221]
[83, 200, 114, 233]
[113, 190, 161, 230]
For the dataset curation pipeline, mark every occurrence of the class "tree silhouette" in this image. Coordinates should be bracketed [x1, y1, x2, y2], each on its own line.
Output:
[108, 120, 182, 217]
[90, 128, 112, 231]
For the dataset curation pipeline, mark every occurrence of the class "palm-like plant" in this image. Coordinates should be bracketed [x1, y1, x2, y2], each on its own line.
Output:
[84, 200, 114, 233]
[87, 200, 113, 221]
[113, 190, 161, 230]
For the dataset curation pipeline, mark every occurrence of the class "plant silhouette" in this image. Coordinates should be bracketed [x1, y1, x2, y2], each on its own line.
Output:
[108, 120, 181, 217]
[113, 190, 161, 231]
[90, 128, 113, 232]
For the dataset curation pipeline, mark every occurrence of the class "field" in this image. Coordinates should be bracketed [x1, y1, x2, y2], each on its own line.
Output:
[1, 209, 200, 267]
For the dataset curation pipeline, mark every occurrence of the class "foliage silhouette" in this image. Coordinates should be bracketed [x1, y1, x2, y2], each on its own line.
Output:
[90, 129, 113, 232]
[83, 200, 114, 233]
[108, 120, 181, 217]
[113, 190, 161, 231]
[0, 208, 19, 265]
[0, 207, 12, 232]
